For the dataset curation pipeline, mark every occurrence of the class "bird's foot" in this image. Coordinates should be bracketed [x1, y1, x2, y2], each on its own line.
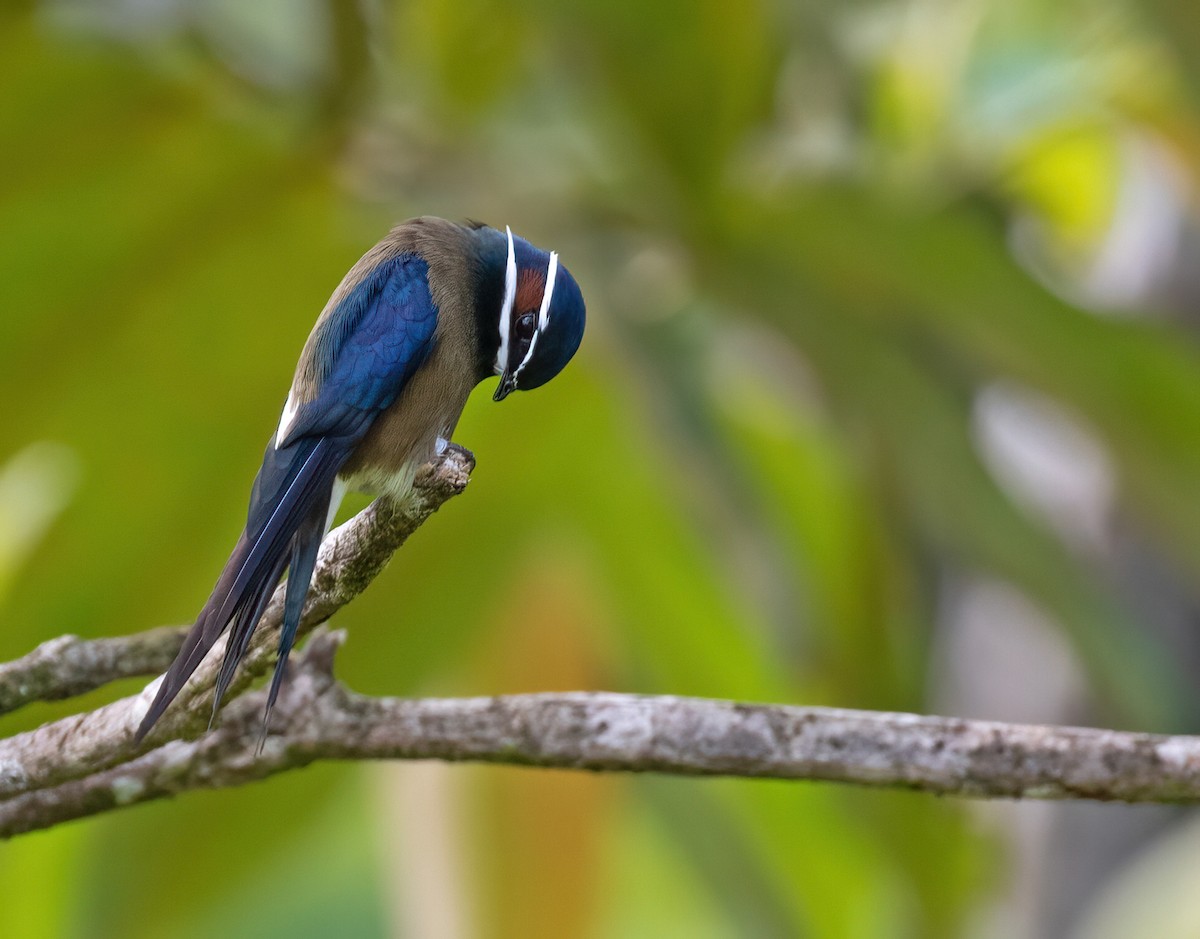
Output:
[435, 438, 474, 464]
[415, 441, 475, 493]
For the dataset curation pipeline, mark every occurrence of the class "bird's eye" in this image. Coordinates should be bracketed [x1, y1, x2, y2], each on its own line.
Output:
[515, 311, 537, 341]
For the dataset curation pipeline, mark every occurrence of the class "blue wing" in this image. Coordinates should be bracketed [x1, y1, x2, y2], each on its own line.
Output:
[137, 254, 438, 741]
[280, 254, 438, 445]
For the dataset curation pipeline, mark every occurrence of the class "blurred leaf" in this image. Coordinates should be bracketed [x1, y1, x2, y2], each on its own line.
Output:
[704, 186, 1200, 727]
[0, 442, 78, 598]
[554, 0, 780, 199]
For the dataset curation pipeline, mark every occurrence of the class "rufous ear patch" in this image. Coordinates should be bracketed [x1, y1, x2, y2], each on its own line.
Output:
[515, 268, 545, 314]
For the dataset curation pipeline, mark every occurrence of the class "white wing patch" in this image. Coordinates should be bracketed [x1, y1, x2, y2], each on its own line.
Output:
[494, 226, 517, 375]
[275, 391, 299, 450]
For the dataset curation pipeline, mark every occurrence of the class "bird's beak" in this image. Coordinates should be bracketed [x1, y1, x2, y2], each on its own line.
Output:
[493, 371, 517, 401]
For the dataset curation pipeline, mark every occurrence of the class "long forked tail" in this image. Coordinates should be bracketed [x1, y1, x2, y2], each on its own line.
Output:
[135, 435, 349, 742]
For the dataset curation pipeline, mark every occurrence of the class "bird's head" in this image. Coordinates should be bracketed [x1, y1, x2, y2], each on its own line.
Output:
[481, 226, 585, 402]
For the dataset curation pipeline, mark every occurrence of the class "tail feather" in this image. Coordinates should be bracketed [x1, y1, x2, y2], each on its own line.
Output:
[208, 441, 331, 633]
[135, 435, 351, 742]
[264, 493, 330, 730]
[137, 538, 254, 739]
[211, 548, 290, 726]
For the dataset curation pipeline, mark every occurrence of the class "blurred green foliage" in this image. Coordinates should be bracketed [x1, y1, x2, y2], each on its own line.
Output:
[5, 0, 1200, 936]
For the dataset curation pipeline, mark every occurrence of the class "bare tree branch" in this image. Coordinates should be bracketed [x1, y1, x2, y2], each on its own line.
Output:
[0, 626, 187, 716]
[5, 627, 1200, 838]
[0, 445, 475, 802]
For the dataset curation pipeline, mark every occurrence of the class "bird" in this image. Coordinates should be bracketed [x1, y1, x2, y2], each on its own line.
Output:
[135, 216, 585, 742]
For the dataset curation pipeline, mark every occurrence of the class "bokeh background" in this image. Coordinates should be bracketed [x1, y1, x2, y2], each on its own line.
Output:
[5, 0, 1200, 935]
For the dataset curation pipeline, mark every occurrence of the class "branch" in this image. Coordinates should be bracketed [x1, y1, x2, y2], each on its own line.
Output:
[0, 445, 475, 801]
[4, 628, 1200, 837]
[6, 440, 1200, 839]
[0, 626, 187, 716]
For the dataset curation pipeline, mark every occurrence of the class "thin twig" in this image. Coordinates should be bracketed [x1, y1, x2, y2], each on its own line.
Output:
[0, 626, 187, 716]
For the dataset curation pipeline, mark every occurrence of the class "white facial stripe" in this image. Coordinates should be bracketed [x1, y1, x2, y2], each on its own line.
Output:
[495, 225, 517, 375]
[537, 251, 558, 332]
[512, 330, 540, 383]
[512, 251, 558, 385]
